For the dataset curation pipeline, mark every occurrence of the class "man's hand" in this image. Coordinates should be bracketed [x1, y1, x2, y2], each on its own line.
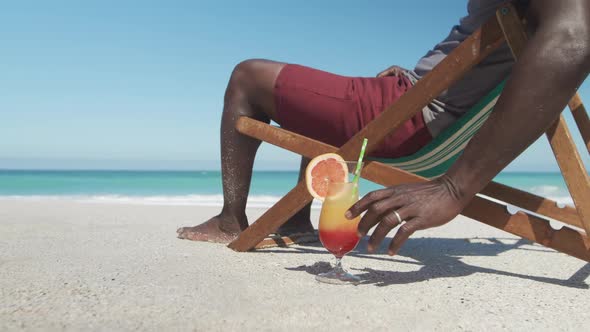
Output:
[376, 65, 407, 78]
[345, 176, 466, 256]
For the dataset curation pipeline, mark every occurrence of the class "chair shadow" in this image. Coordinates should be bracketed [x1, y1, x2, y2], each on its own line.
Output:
[258, 237, 590, 289]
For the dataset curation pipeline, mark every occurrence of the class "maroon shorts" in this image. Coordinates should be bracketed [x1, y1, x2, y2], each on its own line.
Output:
[274, 64, 432, 158]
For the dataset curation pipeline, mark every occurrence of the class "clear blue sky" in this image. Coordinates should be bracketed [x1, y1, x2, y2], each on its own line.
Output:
[1, 0, 588, 171]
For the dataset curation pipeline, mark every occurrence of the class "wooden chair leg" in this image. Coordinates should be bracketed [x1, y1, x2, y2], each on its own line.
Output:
[546, 119, 590, 235]
[228, 182, 313, 252]
[498, 4, 590, 235]
[567, 93, 590, 154]
[462, 197, 590, 262]
[481, 182, 583, 229]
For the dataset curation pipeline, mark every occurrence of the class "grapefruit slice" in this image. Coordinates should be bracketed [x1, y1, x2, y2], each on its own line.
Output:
[305, 153, 348, 201]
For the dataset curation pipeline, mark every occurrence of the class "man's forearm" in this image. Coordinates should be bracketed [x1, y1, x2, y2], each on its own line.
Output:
[444, 0, 590, 204]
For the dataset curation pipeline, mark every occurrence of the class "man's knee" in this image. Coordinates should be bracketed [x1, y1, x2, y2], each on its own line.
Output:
[232, 59, 261, 82]
[228, 59, 258, 87]
[225, 59, 264, 102]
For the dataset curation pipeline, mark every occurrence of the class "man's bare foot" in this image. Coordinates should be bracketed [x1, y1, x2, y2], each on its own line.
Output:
[177, 215, 243, 244]
[177, 210, 314, 244]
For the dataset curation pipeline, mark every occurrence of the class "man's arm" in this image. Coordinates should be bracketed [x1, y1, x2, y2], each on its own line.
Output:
[346, 0, 590, 255]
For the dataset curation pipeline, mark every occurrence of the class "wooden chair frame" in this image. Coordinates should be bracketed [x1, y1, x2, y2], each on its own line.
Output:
[227, 4, 590, 262]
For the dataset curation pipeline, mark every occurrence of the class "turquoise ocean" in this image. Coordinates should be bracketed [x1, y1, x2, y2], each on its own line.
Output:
[0, 170, 574, 208]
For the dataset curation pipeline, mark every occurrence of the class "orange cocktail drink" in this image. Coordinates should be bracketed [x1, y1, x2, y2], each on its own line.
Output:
[318, 182, 360, 258]
[316, 179, 362, 284]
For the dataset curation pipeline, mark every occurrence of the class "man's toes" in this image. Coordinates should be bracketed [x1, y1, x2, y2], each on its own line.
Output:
[177, 227, 193, 239]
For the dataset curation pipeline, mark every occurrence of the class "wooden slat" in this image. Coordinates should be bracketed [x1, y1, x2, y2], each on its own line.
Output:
[498, 4, 590, 235]
[255, 232, 318, 249]
[233, 117, 590, 260]
[228, 15, 506, 252]
[481, 182, 583, 229]
[462, 198, 590, 262]
[235, 117, 335, 159]
[496, 5, 527, 58]
[568, 93, 590, 154]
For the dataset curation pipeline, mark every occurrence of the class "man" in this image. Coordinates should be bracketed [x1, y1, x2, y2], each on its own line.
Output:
[178, 0, 590, 256]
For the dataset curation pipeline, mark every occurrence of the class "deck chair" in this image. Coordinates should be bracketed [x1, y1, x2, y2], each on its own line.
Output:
[228, 3, 590, 262]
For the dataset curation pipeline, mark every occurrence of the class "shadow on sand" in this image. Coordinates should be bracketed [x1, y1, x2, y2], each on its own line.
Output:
[256, 236, 590, 289]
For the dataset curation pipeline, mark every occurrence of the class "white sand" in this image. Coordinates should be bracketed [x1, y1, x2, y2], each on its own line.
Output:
[1, 198, 589, 331]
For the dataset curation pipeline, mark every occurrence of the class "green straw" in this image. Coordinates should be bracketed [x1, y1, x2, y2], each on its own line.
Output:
[352, 138, 368, 190]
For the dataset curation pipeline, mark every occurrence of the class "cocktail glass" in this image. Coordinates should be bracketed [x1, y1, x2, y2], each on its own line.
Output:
[316, 162, 362, 285]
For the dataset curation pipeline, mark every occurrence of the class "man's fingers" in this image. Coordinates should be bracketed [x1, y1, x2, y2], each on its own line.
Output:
[377, 68, 400, 78]
[366, 213, 399, 253]
[388, 219, 419, 256]
[377, 66, 404, 78]
[376, 69, 389, 77]
[355, 194, 406, 237]
[346, 188, 392, 219]
[366, 205, 413, 252]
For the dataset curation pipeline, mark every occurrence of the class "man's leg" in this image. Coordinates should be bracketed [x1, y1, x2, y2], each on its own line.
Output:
[278, 157, 314, 235]
[177, 59, 312, 243]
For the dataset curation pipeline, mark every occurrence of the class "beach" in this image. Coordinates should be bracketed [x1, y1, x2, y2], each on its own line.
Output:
[1, 198, 589, 331]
